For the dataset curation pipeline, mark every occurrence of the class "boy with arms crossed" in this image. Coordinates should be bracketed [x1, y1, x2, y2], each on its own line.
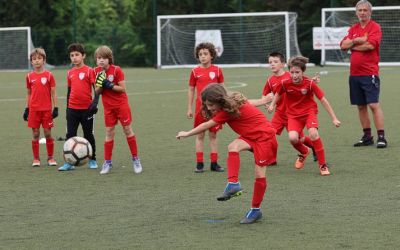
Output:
[24, 48, 59, 167]
[187, 42, 224, 173]
[94, 45, 143, 175]
[58, 43, 99, 171]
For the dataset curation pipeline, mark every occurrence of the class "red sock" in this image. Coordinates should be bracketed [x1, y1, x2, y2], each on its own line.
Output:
[302, 136, 313, 148]
[292, 141, 308, 155]
[196, 152, 203, 163]
[210, 152, 218, 163]
[312, 138, 326, 165]
[104, 140, 114, 161]
[127, 135, 138, 157]
[227, 152, 240, 182]
[32, 140, 39, 159]
[251, 177, 267, 208]
[46, 137, 54, 158]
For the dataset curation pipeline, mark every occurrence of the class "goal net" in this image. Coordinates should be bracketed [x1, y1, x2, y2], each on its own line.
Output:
[0, 27, 31, 70]
[321, 6, 400, 66]
[157, 12, 302, 69]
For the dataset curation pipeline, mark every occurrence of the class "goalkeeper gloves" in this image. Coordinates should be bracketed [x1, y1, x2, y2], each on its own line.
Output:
[52, 107, 59, 119]
[88, 101, 98, 115]
[96, 72, 114, 89]
[23, 108, 29, 121]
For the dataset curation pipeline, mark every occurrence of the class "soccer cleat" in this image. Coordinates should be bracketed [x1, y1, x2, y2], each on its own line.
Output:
[58, 162, 75, 171]
[376, 137, 387, 148]
[295, 148, 310, 169]
[311, 146, 318, 162]
[319, 164, 330, 176]
[217, 182, 243, 201]
[47, 158, 57, 166]
[240, 208, 263, 224]
[32, 159, 40, 167]
[210, 162, 224, 172]
[353, 135, 374, 147]
[100, 161, 112, 175]
[195, 162, 204, 173]
[132, 156, 143, 174]
[88, 159, 98, 169]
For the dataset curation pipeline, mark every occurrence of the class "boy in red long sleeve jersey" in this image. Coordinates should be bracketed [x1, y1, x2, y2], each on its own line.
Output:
[268, 56, 341, 176]
[178, 84, 277, 224]
[94, 45, 143, 175]
[23, 48, 59, 167]
[187, 42, 224, 173]
[262, 52, 317, 165]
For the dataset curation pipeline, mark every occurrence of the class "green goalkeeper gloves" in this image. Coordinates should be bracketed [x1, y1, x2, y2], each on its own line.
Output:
[96, 72, 114, 89]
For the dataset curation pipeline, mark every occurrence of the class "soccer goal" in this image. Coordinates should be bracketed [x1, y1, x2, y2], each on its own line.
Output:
[321, 6, 400, 66]
[157, 12, 302, 69]
[0, 27, 32, 70]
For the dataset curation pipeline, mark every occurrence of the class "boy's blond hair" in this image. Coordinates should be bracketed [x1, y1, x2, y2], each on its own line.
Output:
[94, 45, 114, 64]
[30, 48, 46, 61]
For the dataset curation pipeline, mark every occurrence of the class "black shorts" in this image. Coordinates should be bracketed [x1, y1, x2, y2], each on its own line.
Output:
[349, 75, 380, 105]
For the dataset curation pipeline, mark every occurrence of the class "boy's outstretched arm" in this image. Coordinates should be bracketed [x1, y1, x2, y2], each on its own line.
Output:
[177, 119, 218, 139]
[320, 97, 341, 127]
[187, 86, 195, 119]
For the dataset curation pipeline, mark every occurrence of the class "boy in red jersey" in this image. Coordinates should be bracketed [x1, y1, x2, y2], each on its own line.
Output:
[58, 43, 99, 171]
[187, 42, 224, 173]
[177, 84, 277, 224]
[268, 56, 341, 176]
[24, 48, 59, 167]
[94, 45, 143, 175]
[262, 52, 317, 164]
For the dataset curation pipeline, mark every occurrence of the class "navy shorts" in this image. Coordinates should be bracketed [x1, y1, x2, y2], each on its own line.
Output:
[349, 75, 380, 105]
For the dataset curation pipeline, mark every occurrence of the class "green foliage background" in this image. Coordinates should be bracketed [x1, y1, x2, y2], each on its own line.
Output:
[1, 0, 400, 66]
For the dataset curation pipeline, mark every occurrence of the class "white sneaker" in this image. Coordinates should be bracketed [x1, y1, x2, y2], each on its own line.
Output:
[100, 161, 112, 175]
[132, 157, 143, 174]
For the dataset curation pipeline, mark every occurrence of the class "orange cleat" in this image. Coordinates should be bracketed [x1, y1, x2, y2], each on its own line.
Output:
[319, 164, 330, 176]
[47, 158, 57, 166]
[295, 148, 310, 169]
[32, 159, 40, 167]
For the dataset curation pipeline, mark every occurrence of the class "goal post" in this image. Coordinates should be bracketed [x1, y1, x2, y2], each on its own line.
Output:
[321, 6, 400, 66]
[0, 26, 31, 70]
[157, 12, 302, 69]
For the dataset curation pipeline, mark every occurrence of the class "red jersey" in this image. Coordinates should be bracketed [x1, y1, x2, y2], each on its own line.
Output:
[276, 76, 324, 118]
[340, 20, 381, 76]
[189, 64, 224, 111]
[26, 70, 55, 111]
[262, 71, 291, 113]
[94, 65, 129, 109]
[67, 65, 95, 110]
[212, 102, 275, 141]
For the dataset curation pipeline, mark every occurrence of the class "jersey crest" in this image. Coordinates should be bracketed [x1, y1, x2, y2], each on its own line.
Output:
[41, 77, 47, 85]
[301, 88, 308, 95]
[108, 75, 114, 82]
[209, 71, 215, 80]
[79, 72, 85, 80]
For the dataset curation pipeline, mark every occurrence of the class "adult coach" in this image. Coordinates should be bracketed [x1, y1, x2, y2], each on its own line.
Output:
[340, 0, 387, 148]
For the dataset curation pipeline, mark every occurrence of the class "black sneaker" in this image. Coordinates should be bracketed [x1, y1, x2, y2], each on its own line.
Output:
[311, 146, 318, 162]
[376, 137, 387, 148]
[353, 136, 374, 147]
[195, 162, 204, 173]
[210, 162, 224, 172]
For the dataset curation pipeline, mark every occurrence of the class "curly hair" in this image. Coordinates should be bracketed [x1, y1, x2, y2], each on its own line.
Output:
[68, 43, 86, 56]
[194, 42, 217, 61]
[200, 84, 247, 119]
[288, 56, 309, 72]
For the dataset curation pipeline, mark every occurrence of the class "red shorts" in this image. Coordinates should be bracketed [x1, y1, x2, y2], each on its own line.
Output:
[28, 110, 53, 129]
[239, 134, 278, 167]
[104, 105, 133, 127]
[194, 111, 222, 133]
[287, 113, 319, 134]
[271, 111, 288, 135]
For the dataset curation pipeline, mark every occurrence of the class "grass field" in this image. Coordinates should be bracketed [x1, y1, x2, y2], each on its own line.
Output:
[0, 66, 399, 249]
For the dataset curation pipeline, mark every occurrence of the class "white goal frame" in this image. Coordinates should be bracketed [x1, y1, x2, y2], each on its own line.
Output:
[321, 6, 400, 66]
[0, 26, 31, 70]
[157, 12, 301, 69]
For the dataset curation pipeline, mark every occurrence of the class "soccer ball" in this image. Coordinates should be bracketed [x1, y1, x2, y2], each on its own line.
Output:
[63, 136, 93, 166]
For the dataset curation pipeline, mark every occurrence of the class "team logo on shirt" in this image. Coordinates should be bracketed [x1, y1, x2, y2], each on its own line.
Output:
[209, 72, 216, 80]
[301, 89, 308, 95]
[108, 75, 114, 82]
[79, 72, 85, 80]
[41, 77, 47, 85]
